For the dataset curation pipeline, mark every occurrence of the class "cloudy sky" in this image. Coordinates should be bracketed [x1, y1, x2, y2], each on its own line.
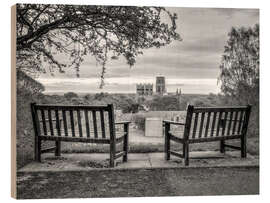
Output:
[37, 7, 259, 94]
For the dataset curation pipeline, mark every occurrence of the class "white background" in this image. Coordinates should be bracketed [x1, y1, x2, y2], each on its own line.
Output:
[1, 0, 269, 202]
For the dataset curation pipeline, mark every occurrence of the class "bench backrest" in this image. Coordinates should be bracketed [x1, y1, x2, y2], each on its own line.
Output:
[184, 105, 251, 141]
[31, 103, 116, 140]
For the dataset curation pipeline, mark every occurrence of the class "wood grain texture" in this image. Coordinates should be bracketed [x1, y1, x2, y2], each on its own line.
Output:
[11, 5, 17, 198]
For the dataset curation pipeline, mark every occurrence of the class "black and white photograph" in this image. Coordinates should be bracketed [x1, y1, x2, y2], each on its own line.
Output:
[11, 2, 260, 199]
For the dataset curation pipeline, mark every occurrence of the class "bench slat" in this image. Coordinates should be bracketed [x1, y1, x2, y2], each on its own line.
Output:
[237, 111, 244, 134]
[77, 110, 83, 137]
[232, 111, 239, 135]
[48, 109, 54, 136]
[193, 106, 248, 113]
[192, 113, 199, 138]
[84, 110, 90, 138]
[92, 110, 98, 138]
[204, 112, 211, 137]
[40, 109, 47, 136]
[100, 110, 106, 138]
[198, 112, 205, 138]
[39, 129, 125, 137]
[189, 135, 241, 143]
[69, 110, 75, 137]
[35, 104, 110, 111]
[227, 111, 234, 135]
[62, 110, 68, 137]
[39, 135, 111, 144]
[221, 112, 228, 136]
[55, 109, 61, 136]
[210, 112, 217, 137]
[216, 112, 222, 137]
[170, 129, 240, 139]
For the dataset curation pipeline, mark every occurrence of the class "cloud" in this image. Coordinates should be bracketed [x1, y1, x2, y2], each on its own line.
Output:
[38, 7, 259, 94]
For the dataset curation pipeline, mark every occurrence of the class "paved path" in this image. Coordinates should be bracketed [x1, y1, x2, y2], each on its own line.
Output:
[19, 151, 258, 172]
[129, 128, 164, 144]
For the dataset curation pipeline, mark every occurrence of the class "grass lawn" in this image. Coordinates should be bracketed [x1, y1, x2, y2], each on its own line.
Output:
[17, 167, 259, 199]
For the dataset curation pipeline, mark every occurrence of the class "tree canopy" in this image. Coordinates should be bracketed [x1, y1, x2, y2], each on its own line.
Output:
[218, 24, 259, 105]
[16, 4, 181, 86]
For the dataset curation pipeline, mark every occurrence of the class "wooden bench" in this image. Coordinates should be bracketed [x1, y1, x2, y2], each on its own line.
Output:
[163, 105, 252, 166]
[30, 103, 130, 167]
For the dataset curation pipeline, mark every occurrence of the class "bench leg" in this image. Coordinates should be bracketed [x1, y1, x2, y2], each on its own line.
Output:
[34, 137, 41, 162]
[164, 124, 170, 160]
[220, 140, 225, 153]
[123, 137, 128, 162]
[165, 133, 171, 160]
[55, 141, 61, 156]
[183, 142, 189, 166]
[110, 141, 116, 167]
[182, 142, 186, 158]
[241, 136, 247, 158]
[123, 124, 129, 162]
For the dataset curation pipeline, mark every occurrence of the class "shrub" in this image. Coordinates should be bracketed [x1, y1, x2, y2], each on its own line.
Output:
[64, 92, 78, 100]
[122, 103, 139, 114]
[148, 95, 179, 111]
[17, 70, 45, 94]
[84, 94, 93, 101]
[94, 92, 109, 100]
[16, 86, 51, 168]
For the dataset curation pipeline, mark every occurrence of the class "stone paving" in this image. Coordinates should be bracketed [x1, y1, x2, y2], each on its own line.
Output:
[18, 151, 259, 172]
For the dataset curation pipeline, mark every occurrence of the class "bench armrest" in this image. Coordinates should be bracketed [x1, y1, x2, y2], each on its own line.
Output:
[115, 121, 131, 125]
[163, 120, 185, 126]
